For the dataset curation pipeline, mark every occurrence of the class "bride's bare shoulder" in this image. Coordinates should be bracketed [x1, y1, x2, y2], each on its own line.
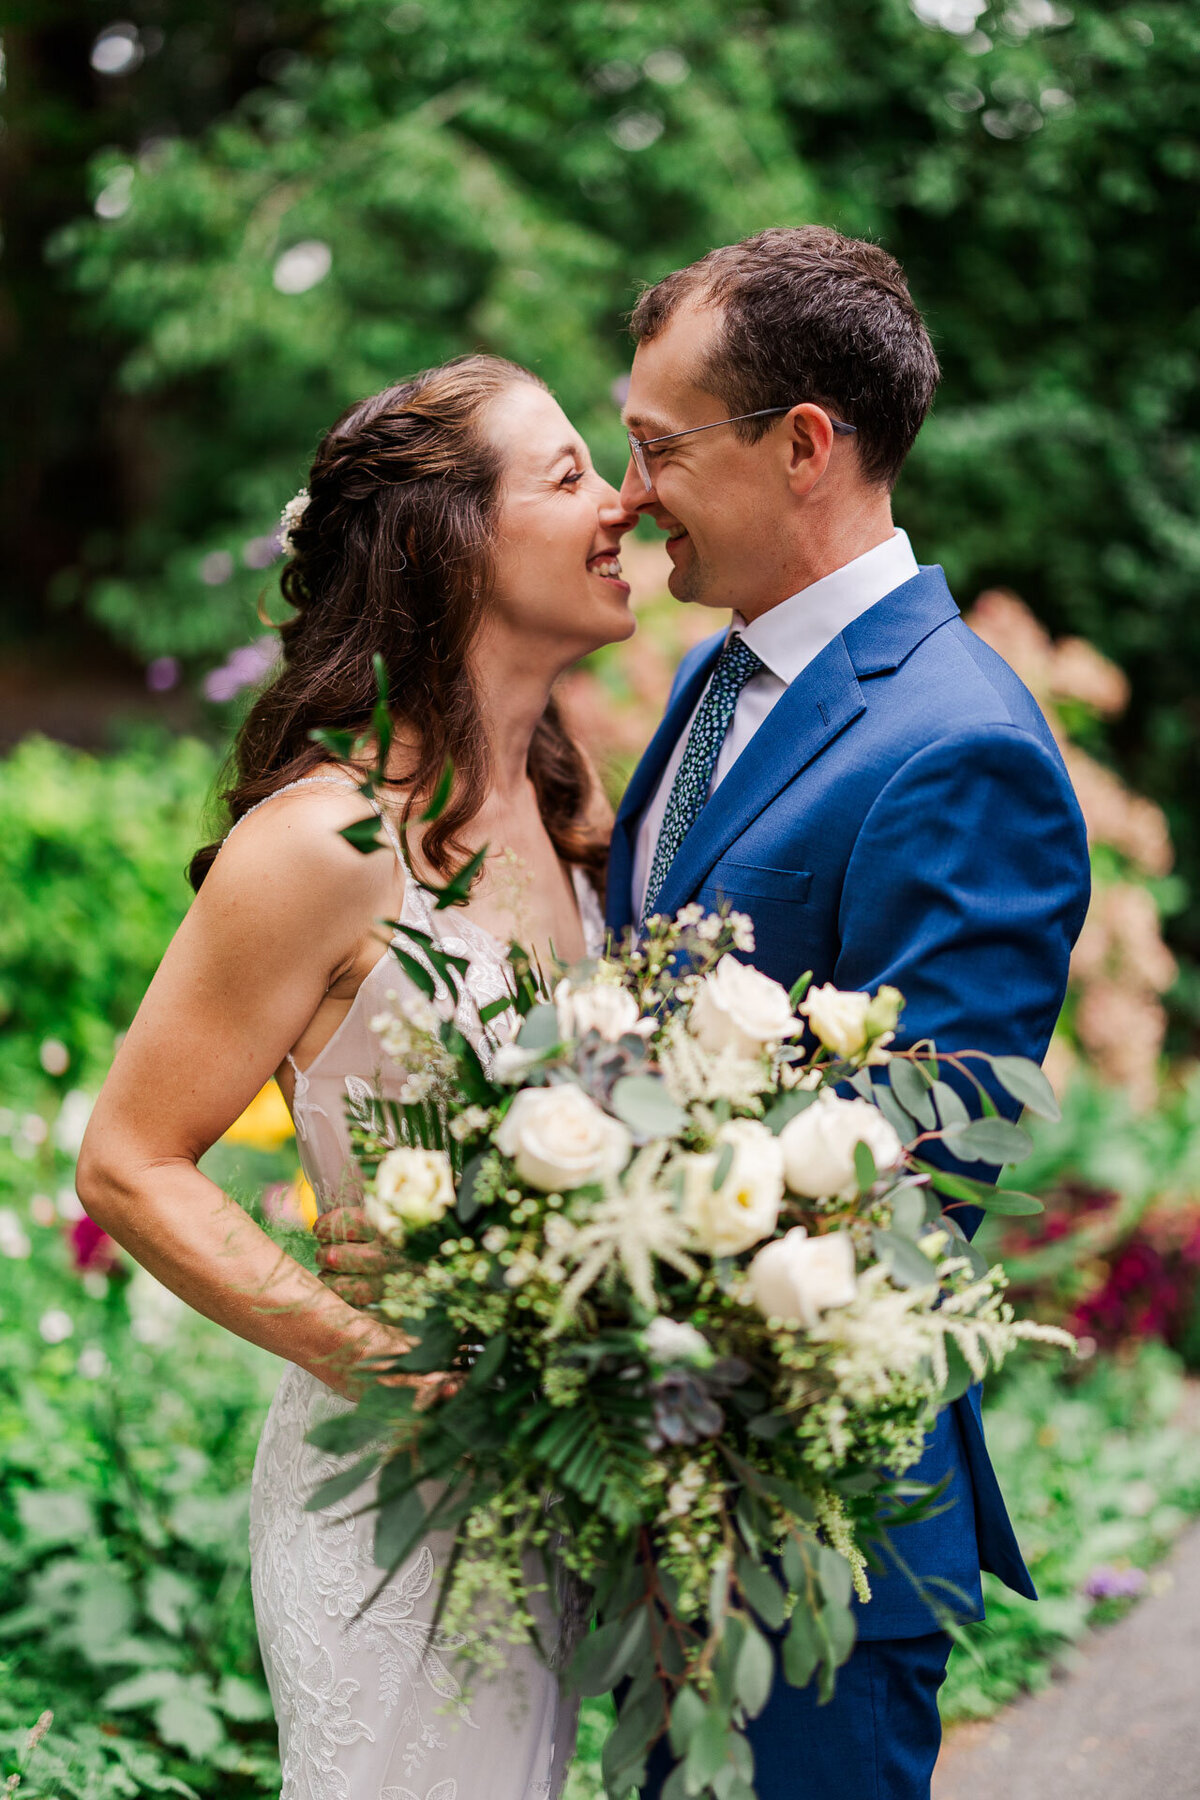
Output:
[198, 774, 403, 942]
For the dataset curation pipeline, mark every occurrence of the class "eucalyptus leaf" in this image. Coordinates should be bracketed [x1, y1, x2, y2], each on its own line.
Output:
[736, 1553, 786, 1630]
[781, 1604, 821, 1689]
[611, 1074, 691, 1141]
[872, 1227, 939, 1289]
[989, 1053, 1062, 1121]
[763, 1088, 819, 1134]
[734, 1623, 774, 1719]
[941, 1335, 977, 1403]
[942, 1117, 1034, 1164]
[668, 1684, 707, 1757]
[889, 1060, 936, 1129]
[517, 1003, 563, 1050]
[930, 1080, 970, 1130]
[888, 1186, 927, 1240]
[820, 1598, 857, 1667]
[816, 1545, 853, 1611]
[874, 1081, 918, 1144]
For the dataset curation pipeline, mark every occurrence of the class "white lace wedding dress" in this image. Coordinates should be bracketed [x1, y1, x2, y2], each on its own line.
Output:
[240, 777, 604, 1800]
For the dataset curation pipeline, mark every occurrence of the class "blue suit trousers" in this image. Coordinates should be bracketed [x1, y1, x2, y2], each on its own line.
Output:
[638, 1632, 953, 1800]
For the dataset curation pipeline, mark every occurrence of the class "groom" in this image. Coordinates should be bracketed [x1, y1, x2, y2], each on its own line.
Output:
[610, 226, 1090, 1798]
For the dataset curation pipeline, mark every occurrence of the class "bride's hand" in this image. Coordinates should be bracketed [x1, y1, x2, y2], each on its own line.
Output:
[314, 1203, 399, 1308]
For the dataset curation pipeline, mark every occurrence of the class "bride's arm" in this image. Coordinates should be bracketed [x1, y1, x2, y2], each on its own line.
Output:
[76, 787, 409, 1397]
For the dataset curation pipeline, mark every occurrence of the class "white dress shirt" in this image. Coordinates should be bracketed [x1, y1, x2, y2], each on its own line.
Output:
[632, 529, 920, 917]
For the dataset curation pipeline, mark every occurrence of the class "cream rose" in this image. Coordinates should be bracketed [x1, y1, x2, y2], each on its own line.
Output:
[747, 1226, 858, 1327]
[495, 1084, 631, 1192]
[799, 982, 903, 1064]
[778, 1092, 904, 1202]
[554, 977, 649, 1044]
[681, 1119, 785, 1257]
[687, 955, 798, 1058]
[365, 1146, 455, 1242]
[798, 984, 872, 1059]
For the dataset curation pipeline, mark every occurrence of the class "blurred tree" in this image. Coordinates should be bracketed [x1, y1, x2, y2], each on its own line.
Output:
[4, 0, 1200, 956]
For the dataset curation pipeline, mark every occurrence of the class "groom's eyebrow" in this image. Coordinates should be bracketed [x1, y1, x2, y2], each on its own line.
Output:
[623, 412, 673, 437]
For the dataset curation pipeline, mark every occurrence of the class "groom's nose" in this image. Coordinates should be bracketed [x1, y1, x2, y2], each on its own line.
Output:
[618, 454, 654, 514]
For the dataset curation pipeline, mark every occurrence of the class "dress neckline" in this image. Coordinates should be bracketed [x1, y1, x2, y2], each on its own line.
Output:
[288, 863, 597, 1087]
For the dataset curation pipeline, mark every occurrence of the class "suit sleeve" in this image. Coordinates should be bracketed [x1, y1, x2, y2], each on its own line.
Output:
[833, 723, 1091, 1232]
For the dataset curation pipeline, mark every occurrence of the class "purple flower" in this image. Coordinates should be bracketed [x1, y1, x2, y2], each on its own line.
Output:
[243, 532, 283, 569]
[1083, 1564, 1147, 1600]
[145, 656, 181, 692]
[202, 636, 280, 703]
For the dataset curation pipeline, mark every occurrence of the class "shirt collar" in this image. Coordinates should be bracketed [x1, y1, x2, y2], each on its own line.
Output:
[734, 528, 920, 687]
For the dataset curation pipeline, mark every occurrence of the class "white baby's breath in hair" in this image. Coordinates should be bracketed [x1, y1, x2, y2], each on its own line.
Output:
[278, 487, 310, 556]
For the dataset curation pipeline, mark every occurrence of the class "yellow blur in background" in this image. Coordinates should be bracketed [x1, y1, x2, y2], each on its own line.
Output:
[222, 1080, 318, 1229]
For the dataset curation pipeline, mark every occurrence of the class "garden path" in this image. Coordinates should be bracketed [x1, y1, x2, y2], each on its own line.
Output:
[933, 1518, 1200, 1800]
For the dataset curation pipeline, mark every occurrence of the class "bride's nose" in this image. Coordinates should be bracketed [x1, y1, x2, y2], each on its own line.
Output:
[597, 483, 639, 536]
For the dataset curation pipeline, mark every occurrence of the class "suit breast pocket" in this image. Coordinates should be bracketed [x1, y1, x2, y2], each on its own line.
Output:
[706, 861, 813, 905]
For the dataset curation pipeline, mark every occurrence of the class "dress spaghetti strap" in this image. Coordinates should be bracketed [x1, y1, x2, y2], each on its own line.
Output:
[221, 772, 406, 863]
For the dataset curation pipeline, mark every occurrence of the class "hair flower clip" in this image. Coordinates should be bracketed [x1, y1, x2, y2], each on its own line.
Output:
[279, 488, 310, 556]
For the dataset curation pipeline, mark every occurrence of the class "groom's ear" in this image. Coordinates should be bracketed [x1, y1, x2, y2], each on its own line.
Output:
[783, 403, 836, 498]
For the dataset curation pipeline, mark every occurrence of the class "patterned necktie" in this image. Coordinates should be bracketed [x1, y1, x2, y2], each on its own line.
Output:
[642, 632, 764, 922]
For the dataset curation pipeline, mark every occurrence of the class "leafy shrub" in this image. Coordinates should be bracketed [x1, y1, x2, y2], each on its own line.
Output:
[0, 733, 217, 1089]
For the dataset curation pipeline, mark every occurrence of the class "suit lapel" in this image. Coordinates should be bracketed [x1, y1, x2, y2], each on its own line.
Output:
[651, 566, 961, 919]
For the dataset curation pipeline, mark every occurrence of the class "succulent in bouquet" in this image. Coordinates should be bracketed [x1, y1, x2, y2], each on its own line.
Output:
[304, 681, 1073, 1800]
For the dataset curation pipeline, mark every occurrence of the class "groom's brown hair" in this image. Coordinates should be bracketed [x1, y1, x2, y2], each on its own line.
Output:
[630, 226, 939, 490]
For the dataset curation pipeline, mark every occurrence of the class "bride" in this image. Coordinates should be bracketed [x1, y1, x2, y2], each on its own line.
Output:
[76, 355, 638, 1800]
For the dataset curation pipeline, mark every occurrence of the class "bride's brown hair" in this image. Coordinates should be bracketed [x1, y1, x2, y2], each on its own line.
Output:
[189, 354, 607, 894]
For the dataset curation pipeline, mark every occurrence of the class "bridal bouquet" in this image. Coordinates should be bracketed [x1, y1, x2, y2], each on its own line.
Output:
[306, 683, 1070, 1800]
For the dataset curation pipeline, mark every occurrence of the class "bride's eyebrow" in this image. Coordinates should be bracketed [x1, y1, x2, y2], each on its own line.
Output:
[545, 443, 586, 470]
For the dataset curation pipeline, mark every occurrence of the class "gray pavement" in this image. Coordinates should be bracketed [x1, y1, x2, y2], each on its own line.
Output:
[933, 1520, 1200, 1800]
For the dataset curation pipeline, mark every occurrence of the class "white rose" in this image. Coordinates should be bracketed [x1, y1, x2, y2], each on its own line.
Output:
[366, 1146, 455, 1242]
[494, 1084, 631, 1192]
[778, 1092, 904, 1202]
[642, 1316, 712, 1365]
[688, 955, 798, 1058]
[747, 1226, 858, 1328]
[798, 984, 872, 1059]
[554, 978, 650, 1044]
[681, 1119, 784, 1257]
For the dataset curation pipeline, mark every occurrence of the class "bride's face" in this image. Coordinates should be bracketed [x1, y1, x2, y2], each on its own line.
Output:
[483, 383, 638, 661]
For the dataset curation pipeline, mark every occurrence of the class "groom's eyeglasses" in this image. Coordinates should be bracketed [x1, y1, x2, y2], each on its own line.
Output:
[627, 406, 857, 492]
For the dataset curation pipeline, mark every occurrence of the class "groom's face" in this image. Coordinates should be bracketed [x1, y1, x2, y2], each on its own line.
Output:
[620, 299, 787, 614]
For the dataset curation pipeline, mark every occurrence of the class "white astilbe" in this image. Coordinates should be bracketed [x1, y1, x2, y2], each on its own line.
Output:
[806, 1264, 938, 1406]
[551, 1145, 702, 1326]
[659, 1016, 773, 1109]
[807, 1259, 1076, 1409]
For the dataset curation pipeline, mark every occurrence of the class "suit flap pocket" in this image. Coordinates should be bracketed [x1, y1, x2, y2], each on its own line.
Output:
[708, 861, 812, 904]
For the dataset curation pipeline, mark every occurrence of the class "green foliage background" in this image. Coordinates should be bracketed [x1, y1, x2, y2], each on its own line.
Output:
[4, 0, 1200, 957]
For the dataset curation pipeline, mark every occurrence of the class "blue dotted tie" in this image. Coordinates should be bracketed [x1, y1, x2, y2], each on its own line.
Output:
[642, 633, 764, 922]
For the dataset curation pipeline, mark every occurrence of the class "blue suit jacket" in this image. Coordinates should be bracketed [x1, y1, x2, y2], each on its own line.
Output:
[606, 565, 1091, 1640]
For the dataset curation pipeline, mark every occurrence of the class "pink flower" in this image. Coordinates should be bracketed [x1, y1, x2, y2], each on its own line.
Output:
[69, 1216, 122, 1274]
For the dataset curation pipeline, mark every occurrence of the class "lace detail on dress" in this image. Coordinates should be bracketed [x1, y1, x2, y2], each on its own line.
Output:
[249, 824, 599, 1798]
